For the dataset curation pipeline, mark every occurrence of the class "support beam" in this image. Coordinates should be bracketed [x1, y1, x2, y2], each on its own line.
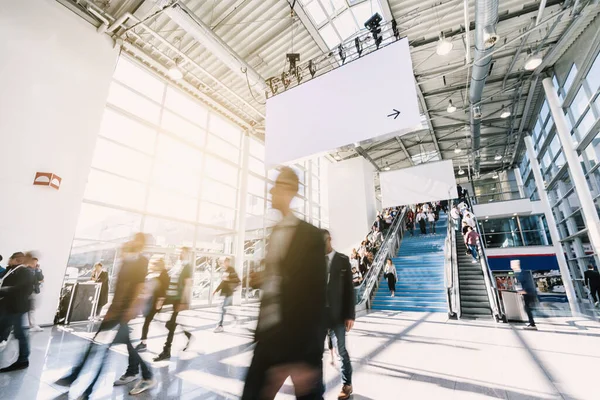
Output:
[396, 137, 415, 166]
[354, 146, 381, 172]
[415, 78, 442, 160]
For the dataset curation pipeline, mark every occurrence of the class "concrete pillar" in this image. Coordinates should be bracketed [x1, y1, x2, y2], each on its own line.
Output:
[514, 168, 526, 198]
[543, 78, 600, 258]
[525, 135, 579, 314]
[0, 1, 119, 326]
[233, 133, 250, 305]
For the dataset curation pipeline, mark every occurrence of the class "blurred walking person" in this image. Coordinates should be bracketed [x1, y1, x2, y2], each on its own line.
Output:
[323, 230, 355, 399]
[153, 247, 194, 361]
[584, 264, 600, 307]
[384, 259, 397, 297]
[56, 234, 155, 397]
[0, 252, 34, 372]
[214, 257, 241, 333]
[511, 261, 537, 330]
[90, 262, 109, 318]
[242, 167, 327, 400]
[135, 257, 170, 352]
[27, 257, 44, 332]
[427, 211, 436, 234]
[417, 209, 427, 235]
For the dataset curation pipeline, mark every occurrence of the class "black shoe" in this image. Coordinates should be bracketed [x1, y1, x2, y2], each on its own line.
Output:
[135, 342, 147, 352]
[0, 360, 29, 373]
[153, 351, 170, 362]
[182, 331, 193, 352]
[55, 372, 77, 387]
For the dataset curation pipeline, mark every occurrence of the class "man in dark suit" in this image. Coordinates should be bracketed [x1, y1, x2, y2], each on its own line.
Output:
[584, 264, 600, 306]
[323, 230, 355, 400]
[242, 167, 327, 400]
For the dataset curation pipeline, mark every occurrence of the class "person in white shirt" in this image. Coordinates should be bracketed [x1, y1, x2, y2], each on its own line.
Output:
[416, 210, 427, 234]
[463, 212, 476, 229]
[450, 205, 461, 229]
[458, 201, 467, 213]
[427, 211, 436, 234]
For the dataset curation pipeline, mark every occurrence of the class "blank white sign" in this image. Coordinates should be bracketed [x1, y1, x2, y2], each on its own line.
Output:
[265, 38, 420, 167]
[380, 160, 458, 207]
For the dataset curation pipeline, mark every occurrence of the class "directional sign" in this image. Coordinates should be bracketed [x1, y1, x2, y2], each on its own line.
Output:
[266, 38, 420, 167]
[387, 109, 401, 120]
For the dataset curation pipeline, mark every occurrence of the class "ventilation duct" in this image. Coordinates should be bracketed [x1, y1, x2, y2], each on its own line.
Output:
[469, 0, 499, 173]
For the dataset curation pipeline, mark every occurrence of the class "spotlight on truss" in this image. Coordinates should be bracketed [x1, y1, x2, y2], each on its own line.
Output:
[355, 37, 363, 57]
[286, 53, 300, 73]
[365, 13, 383, 49]
[308, 60, 317, 78]
[338, 44, 346, 64]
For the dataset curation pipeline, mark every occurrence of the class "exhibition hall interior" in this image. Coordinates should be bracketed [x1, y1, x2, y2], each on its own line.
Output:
[2, 0, 600, 399]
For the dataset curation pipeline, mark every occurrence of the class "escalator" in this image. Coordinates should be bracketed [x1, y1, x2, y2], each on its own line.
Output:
[455, 228, 493, 319]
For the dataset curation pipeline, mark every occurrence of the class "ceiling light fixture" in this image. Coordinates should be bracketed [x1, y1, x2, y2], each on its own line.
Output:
[447, 100, 456, 113]
[454, 146, 462, 154]
[500, 105, 511, 118]
[384, 162, 391, 171]
[334, 153, 341, 160]
[492, 172, 499, 179]
[458, 166, 465, 175]
[436, 33, 453, 56]
[494, 153, 503, 161]
[168, 65, 183, 80]
[525, 51, 543, 71]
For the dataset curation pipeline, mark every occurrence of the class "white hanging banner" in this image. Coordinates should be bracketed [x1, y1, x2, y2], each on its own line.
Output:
[380, 160, 459, 207]
[265, 38, 420, 167]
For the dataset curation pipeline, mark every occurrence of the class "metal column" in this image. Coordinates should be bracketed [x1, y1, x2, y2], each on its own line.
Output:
[525, 134, 579, 314]
[542, 78, 600, 259]
[233, 132, 250, 305]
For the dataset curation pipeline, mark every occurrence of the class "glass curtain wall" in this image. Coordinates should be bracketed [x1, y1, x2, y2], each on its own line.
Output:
[520, 49, 600, 303]
[478, 216, 551, 248]
[65, 56, 330, 306]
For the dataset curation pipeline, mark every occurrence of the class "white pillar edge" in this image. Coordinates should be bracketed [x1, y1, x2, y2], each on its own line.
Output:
[233, 132, 250, 306]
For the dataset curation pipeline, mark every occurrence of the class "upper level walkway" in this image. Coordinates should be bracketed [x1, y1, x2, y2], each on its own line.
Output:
[1, 306, 598, 399]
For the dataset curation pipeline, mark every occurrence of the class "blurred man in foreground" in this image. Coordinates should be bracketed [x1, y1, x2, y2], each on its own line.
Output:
[242, 167, 327, 400]
[0, 252, 35, 372]
[56, 233, 154, 397]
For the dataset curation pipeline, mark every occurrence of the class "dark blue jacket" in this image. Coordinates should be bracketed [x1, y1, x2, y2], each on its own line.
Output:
[326, 252, 356, 326]
[516, 270, 536, 296]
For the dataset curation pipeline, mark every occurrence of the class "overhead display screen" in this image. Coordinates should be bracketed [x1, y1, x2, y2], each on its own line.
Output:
[265, 38, 420, 167]
[380, 160, 459, 207]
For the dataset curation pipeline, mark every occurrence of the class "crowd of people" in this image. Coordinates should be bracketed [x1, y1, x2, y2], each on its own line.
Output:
[349, 206, 403, 287]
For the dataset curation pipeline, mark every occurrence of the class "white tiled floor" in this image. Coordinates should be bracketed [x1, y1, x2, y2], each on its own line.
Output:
[1, 307, 599, 399]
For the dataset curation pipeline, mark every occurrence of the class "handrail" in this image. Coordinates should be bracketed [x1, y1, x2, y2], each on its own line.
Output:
[464, 195, 506, 322]
[356, 207, 407, 308]
[444, 206, 459, 319]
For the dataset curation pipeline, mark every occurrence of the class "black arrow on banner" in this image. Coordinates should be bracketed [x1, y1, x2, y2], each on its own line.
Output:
[387, 109, 401, 119]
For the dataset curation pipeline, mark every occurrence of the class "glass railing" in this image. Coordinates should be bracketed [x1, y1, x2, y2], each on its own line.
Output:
[356, 208, 407, 310]
[472, 180, 525, 204]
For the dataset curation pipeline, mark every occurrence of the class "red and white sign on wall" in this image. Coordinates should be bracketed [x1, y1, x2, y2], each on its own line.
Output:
[33, 172, 62, 190]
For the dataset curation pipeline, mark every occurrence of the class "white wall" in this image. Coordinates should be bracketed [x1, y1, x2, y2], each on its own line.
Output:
[473, 199, 545, 218]
[486, 246, 556, 257]
[0, 0, 119, 325]
[328, 158, 377, 255]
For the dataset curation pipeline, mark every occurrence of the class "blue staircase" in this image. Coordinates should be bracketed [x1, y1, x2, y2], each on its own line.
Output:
[372, 212, 448, 312]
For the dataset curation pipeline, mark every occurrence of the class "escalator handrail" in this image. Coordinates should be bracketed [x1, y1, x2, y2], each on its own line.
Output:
[464, 195, 506, 321]
[357, 207, 408, 307]
[444, 204, 460, 318]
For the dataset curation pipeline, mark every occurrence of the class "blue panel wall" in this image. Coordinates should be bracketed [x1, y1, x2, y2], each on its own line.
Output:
[488, 254, 559, 271]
